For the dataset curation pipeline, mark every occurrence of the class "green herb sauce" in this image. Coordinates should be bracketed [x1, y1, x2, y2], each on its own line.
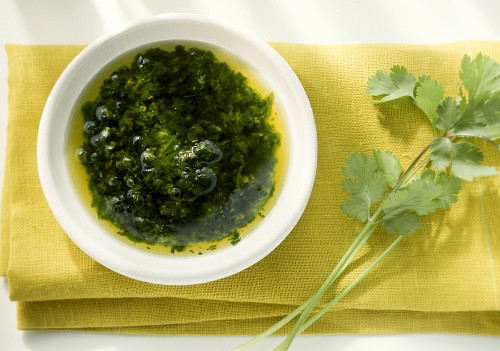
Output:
[75, 45, 281, 253]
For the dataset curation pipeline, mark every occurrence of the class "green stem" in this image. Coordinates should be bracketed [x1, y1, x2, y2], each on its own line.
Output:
[233, 220, 376, 351]
[447, 132, 499, 149]
[274, 234, 405, 351]
[276, 143, 433, 350]
[277, 219, 380, 350]
[401, 154, 430, 187]
[232, 298, 311, 351]
[235, 141, 435, 351]
[389, 142, 432, 194]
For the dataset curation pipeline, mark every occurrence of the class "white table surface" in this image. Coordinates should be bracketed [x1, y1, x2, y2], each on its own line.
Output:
[1, 0, 500, 350]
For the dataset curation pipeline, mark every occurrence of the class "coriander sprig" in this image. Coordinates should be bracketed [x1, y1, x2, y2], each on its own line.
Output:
[235, 53, 500, 351]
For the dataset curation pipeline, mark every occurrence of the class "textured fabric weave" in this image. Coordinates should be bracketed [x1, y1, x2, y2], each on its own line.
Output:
[1, 42, 499, 335]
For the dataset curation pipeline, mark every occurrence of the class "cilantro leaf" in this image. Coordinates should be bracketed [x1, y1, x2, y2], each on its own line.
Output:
[340, 195, 373, 223]
[449, 143, 499, 180]
[414, 75, 445, 124]
[474, 92, 500, 126]
[467, 96, 500, 140]
[381, 170, 461, 220]
[453, 54, 500, 139]
[340, 153, 387, 222]
[428, 137, 453, 170]
[367, 71, 394, 96]
[430, 137, 499, 180]
[434, 97, 461, 132]
[367, 54, 500, 140]
[368, 66, 416, 103]
[455, 99, 500, 140]
[381, 178, 445, 217]
[382, 212, 421, 236]
[452, 103, 494, 137]
[460, 53, 500, 104]
[374, 150, 403, 187]
[421, 169, 462, 208]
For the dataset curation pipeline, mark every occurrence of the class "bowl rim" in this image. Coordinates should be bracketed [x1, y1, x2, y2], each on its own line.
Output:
[37, 13, 317, 285]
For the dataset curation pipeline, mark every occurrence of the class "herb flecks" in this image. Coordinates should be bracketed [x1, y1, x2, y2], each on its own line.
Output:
[77, 46, 280, 252]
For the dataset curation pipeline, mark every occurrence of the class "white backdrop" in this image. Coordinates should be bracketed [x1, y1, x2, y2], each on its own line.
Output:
[1, 1, 500, 350]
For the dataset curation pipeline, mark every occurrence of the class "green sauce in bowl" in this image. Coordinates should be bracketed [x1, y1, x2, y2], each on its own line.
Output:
[76, 45, 281, 253]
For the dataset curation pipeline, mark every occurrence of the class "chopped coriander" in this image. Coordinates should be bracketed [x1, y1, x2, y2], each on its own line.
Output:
[77, 46, 280, 252]
[229, 231, 241, 245]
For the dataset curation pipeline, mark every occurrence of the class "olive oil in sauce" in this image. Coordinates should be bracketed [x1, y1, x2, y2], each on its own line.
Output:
[67, 42, 287, 255]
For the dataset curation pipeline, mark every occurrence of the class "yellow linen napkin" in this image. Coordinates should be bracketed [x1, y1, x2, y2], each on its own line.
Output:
[1, 42, 500, 335]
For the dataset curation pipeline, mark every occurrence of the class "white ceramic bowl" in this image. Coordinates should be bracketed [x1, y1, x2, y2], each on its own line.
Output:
[38, 13, 317, 285]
